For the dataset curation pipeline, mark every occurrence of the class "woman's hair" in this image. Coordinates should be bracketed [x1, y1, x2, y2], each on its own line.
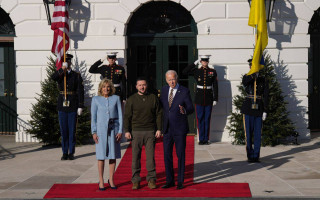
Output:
[98, 78, 116, 96]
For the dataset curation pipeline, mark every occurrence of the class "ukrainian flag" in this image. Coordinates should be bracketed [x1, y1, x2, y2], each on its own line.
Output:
[247, 0, 268, 75]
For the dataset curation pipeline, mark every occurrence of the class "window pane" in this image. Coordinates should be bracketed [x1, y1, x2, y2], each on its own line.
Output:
[137, 46, 146, 62]
[148, 63, 157, 81]
[137, 64, 147, 77]
[169, 46, 178, 62]
[0, 63, 4, 79]
[179, 80, 188, 88]
[169, 62, 178, 72]
[179, 46, 188, 62]
[179, 63, 188, 79]
[0, 81, 4, 96]
[147, 63, 158, 95]
[0, 48, 4, 62]
[147, 46, 156, 62]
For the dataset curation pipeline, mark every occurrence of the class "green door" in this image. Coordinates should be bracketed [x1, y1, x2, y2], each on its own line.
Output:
[309, 34, 320, 130]
[0, 42, 17, 133]
[309, 9, 320, 130]
[127, 38, 163, 96]
[163, 38, 197, 134]
[127, 36, 197, 134]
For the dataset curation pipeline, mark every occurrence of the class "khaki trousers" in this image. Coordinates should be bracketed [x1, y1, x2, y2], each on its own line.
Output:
[131, 130, 156, 183]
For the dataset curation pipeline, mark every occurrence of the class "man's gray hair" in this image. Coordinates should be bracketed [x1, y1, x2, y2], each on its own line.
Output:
[165, 70, 178, 79]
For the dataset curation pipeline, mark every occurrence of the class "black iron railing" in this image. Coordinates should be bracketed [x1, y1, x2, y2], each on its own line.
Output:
[0, 101, 17, 134]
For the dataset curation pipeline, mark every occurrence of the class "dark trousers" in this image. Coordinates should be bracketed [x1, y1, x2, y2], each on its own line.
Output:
[58, 111, 77, 155]
[196, 105, 212, 142]
[163, 124, 186, 185]
[131, 130, 156, 183]
[244, 114, 262, 160]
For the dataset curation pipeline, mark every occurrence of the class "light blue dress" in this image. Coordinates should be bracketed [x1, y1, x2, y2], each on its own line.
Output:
[91, 95, 123, 160]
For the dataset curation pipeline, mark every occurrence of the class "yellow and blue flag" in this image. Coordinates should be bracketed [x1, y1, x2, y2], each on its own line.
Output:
[247, 0, 268, 75]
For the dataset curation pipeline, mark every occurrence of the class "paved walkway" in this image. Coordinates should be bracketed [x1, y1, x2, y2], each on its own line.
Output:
[1, 135, 320, 199]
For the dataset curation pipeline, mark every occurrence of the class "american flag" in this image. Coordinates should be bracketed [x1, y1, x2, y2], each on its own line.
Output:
[51, 0, 70, 70]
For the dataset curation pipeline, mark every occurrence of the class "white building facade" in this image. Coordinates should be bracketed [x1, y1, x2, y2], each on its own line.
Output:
[0, 0, 318, 142]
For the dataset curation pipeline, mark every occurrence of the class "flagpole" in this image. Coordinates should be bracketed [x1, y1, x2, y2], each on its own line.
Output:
[254, 25, 257, 107]
[51, 0, 69, 106]
[63, 32, 67, 101]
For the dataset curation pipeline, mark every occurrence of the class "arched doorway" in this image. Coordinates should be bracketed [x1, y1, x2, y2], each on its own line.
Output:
[0, 7, 16, 134]
[309, 8, 320, 130]
[126, 1, 197, 133]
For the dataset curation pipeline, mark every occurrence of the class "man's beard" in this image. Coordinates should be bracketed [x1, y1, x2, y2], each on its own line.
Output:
[138, 90, 146, 95]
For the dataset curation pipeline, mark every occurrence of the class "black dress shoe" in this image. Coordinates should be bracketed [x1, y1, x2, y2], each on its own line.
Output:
[177, 183, 183, 190]
[198, 141, 204, 145]
[68, 154, 75, 160]
[108, 179, 117, 189]
[161, 182, 175, 189]
[61, 154, 68, 160]
[98, 182, 106, 191]
[247, 158, 254, 163]
[253, 158, 260, 163]
[204, 141, 211, 145]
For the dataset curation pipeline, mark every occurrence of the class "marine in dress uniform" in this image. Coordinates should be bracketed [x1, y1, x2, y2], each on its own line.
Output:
[183, 55, 218, 145]
[51, 54, 85, 160]
[241, 59, 269, 162]
[89, 52, 126, 101]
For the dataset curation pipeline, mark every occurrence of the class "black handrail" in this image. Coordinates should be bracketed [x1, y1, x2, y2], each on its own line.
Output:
[0, 101, 18, 134]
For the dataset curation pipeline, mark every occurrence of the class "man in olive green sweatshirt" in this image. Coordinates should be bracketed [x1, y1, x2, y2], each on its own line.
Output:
[124, 77, 162, 190]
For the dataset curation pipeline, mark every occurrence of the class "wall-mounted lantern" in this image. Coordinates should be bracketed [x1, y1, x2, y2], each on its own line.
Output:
[248, 0, 276, 22]
[43, 0, 72, 25]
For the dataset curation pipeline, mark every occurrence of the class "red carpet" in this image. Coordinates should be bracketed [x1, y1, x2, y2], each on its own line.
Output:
[44, 136, 251, 198]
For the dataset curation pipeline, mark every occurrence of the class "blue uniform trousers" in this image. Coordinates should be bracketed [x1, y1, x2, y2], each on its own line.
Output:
[58, 111, 77, 155]
[196, 105, 212, 142]
[163, 124, 186, 185]
[244, 114, 262, 160]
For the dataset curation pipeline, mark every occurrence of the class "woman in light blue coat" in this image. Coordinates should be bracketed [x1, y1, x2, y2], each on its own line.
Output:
[91, 78, 123, 190]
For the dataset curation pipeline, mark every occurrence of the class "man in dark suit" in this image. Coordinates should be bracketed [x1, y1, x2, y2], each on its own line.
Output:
[160, 70, 194, 190]
[51, 54, 84, 160]
[241, 59, 269, 162]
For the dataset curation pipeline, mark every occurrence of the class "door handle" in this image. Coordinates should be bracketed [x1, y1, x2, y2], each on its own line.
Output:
[158, 90, 160, 98]
[4, 92, 7, 96]
[10, 93, 14, 96]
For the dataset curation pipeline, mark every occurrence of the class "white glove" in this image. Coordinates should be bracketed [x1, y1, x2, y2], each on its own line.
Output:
[100, 55, 107, 62]
[77, 108, 83, 116]
[194, 59, 201, 65]
[262, 112, 267, 121]
[62, 62, 68, 68]
[212, 101, 217, 106]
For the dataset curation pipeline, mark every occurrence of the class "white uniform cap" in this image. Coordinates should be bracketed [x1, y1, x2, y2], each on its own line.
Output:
[200, 55, 211, 60]
[106, 52, 118, 57]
